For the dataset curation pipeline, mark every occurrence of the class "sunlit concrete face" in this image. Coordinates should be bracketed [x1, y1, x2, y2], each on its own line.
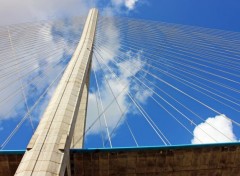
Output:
[14, 8, 98, 176]
[1, 143, 240, 176]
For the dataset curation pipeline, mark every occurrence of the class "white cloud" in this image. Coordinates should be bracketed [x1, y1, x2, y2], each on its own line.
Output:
[0, 16, 84, 120]
[125, 0, 139, 10]
[0, 0, 141, 26]
[86, 77, 129, 134]
[117, 53, 143, 78]
[191, 114, 238, 144]
[92, 11, 120, 71]
[0, 0, 95, 25]
[86, 8, 151, 137]
[86, 53, 148, 135]
[0, 0, 146, 146]
[0, 0, 93, 121]
[134, 85, 152, 103]
[111, 0, 139, 10]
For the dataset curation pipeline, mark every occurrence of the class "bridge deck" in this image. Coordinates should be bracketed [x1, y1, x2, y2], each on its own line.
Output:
[1, 143, 240, 176]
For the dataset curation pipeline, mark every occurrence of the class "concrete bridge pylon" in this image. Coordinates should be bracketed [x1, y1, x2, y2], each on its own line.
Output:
[15, 8, 98, 176]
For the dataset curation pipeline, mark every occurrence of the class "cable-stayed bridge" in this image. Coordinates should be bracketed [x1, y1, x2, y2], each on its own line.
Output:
[0, 8, 240, 175]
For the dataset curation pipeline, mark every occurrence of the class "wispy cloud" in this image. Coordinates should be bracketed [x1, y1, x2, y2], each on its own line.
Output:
[0, 0, 95, 25]
[85, 3, 151, 136]
[0, 0, 145, 147]
[0, 18, 84, 120]
[86, 49, 149, 135]
[0, 0, 141, 25]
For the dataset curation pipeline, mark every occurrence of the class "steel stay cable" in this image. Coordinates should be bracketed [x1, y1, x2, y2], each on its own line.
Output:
[115, 42, 238, 92]
[0, 48, 73, 93]
[0, 52, 72, 106]
[92, 41, 171, 145]
[114, 48, 240, 109]
[93, 53, 170, 146]
[102, 95, 134, 147]
[100, 16, 240, 45]
[0, 41, 78, 80]
[0, 17, 85, 41]
[98, 25, 240, 63]
[168, 64, 240, 103]
[96, 35, 240, 73]
[130, 70, 235, 141]
[96, 37, 240, 79]
[169, 68, 240, 104]
[96, 39, 240, 93]
[73, 76, 131, 148]
[1, 18, 87, 148]
[0, 45, 72, 114]
[0, 62, 67, 149]
[94, 47, 175, 145]
[95, 24, 240, 68]
[96, 38, 238, 105]
[160, 29, 240, 56]
[93, 67, 113, 148]
[94, 46, 232, 143]
[117, 50, 240, 112]
[95, 29, 240, 70]
[0, 61, 69, 109]
[0, 35, 79, 58]
[0, 15, 86, 29]
[0, 17, 85, 117]
[94, 45, 219, 143]
[0, 47, 70, 116]
[8, 25, 35, 132]
[114, 46, 240, 111]
[0, 35, 79, 61]
[0, 37, 78, 72]
[95, 48, 240, 108]
[157, 34, 240, 65]
[93, 70, 105, 148]
[99, 40, 238, 113]
[0, 37, 79, 68]
[110, 21, 240, 57]
[0, 45, 77, 83]
[0, 22, 81, 58]
[96, 32, 240, 72]
[0, 27, 81, 53]
[0, 22, 83, 52]
[154, 21, 240, 45]
[0, 56, 69, 95]
[90, 52, 106, 149]
[97, 18, 240, 52]
[93, 53, 139, 147]
[94, 43, 240, 128]
[0, 47, 76, 81]
[96, 30, 240, 70]
[94, 46, 199, 144]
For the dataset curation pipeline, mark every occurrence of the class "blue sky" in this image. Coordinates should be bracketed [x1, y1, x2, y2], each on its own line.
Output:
[126, 0, 240, 31]
[84, 0, 240, 148]
[0, 0, 240, 150]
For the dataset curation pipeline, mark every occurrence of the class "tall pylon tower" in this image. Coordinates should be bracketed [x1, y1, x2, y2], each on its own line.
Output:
[15, 8, 98, 176]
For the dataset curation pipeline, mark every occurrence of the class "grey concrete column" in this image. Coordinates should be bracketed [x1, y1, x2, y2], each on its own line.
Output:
[15, 8, 98, 176]
[71, 70, 90, 149]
